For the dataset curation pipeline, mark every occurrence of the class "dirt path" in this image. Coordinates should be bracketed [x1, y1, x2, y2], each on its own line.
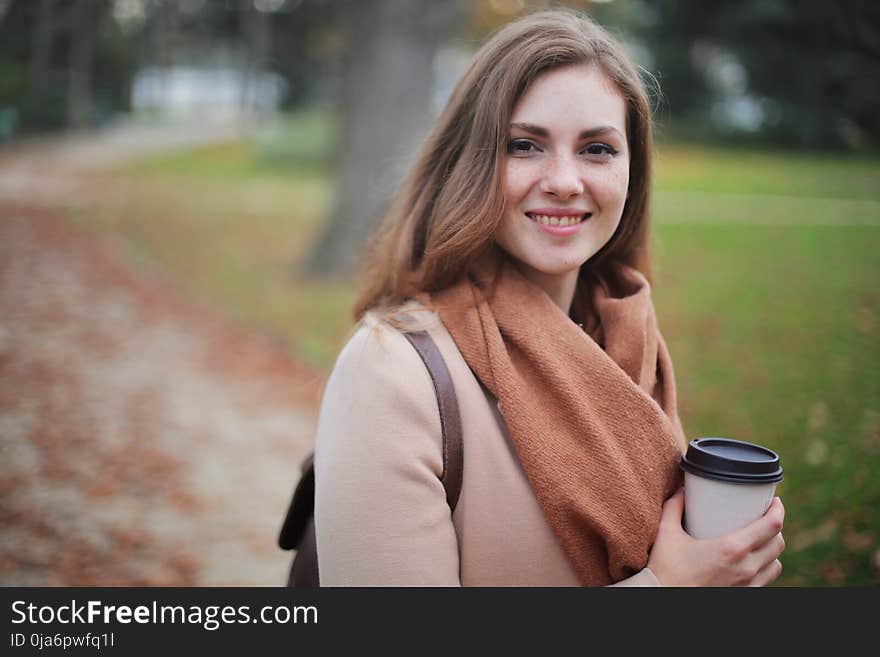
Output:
[0, 117, 242, 207]
[0, 124, 320, 586]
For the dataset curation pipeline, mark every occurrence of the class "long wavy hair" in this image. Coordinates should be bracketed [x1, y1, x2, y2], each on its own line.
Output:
[353, 9, 656, 321]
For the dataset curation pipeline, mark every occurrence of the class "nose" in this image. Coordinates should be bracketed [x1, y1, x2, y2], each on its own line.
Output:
[539, 154, 584, 199]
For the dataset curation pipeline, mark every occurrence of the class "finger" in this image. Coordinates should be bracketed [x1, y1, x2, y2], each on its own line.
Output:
[734, 496, 785, 551]
[748, 532, 785, 575]
[774, 497, 786, 525]
[660, 487, 685, 526]
[748, 559, 782, 587]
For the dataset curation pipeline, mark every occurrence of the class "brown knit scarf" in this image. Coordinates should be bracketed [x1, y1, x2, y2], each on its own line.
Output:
[425, 251, 687, 586]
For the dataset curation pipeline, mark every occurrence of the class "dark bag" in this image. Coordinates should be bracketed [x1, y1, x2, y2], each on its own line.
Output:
[277, 329, 464, 586]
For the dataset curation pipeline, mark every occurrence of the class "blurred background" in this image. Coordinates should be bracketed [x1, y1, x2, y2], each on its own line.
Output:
[0, 0, 877, 586]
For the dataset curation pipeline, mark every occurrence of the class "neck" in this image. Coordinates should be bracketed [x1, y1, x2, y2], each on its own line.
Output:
[515, 265, 580, 316]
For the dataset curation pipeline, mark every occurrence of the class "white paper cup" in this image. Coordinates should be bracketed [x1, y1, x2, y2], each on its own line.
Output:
[680, 437, 783, 540]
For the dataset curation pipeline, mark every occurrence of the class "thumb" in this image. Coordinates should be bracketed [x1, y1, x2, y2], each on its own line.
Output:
[660, 487, 685, 526]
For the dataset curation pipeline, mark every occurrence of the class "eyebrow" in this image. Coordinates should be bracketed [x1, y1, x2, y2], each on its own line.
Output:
[510, 122, 625, 140]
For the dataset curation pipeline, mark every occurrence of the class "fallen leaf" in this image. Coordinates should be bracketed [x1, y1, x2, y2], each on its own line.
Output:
[791, 520, 838, 552]
[805, 439, 829, 466]
[842, 528, 874, 552]
[856, 307, 875, 335]
[819, 561, 846, 585]
[808, 401, 828, 432]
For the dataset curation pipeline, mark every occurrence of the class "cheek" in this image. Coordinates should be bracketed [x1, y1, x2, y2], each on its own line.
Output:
[594, 164, 630, 206]
[503, 161, 534, 203]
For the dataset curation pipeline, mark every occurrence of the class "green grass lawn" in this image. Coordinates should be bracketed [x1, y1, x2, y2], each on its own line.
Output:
[66, 111, 879, 585]
[651, 142, 879, 586]
[652, 222, 879, 585]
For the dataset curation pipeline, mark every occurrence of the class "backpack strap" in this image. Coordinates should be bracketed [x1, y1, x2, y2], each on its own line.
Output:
[402, 330, 463, 512]
[278, 328, 463, 585]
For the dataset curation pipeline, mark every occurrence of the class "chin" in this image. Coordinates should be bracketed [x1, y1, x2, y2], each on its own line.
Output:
[521, 257, 586, 277]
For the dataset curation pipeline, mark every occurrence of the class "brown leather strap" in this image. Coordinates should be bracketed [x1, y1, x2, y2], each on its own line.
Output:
[402, 330, 463, 512]
[279, 328, 464, 586]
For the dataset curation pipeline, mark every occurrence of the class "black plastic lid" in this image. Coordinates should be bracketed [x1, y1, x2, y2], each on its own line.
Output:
[680, 437, 783, 484]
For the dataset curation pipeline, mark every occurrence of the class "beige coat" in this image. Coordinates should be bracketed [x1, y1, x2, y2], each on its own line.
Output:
[313, 305, 661, 586]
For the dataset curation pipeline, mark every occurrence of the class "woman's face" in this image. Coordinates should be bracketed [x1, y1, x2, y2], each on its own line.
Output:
[495, 63, 630, 284]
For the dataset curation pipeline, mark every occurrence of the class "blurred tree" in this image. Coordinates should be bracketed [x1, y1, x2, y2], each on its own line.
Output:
[641, 0, 880, 150]
[68, 0, 99, 129]
[0, 0, 134, 136]
[28, 0, 54, 100]
[240, 0, 271, 120]
[269, 0, 345, 109]
[305, 0, 459, 277]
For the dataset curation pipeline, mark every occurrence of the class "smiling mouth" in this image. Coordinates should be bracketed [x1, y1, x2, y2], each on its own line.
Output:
[525, 212, 592, 227]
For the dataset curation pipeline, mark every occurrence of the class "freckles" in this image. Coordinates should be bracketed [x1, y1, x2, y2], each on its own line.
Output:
[592, 164, 629, 201]
[504, 164, 534, 198]
[597, 161, 629, 183]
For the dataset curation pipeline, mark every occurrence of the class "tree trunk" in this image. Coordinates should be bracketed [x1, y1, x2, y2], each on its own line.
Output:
[147, 0, 175, 113]
[28, 0, 54, 97]
[67, 0, 96, 130]
[240, 0, 273, 130]
[305, 0, 458, 277]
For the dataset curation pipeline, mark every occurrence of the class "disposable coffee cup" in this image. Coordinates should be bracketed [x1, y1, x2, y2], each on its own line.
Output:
[680, 437, 783, 540]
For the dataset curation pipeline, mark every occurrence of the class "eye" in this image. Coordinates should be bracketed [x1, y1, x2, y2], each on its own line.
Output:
[507, 138, 539, 155]
[584, 142, 619, 158]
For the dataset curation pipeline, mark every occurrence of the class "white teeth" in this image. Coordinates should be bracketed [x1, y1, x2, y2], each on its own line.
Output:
[530, 214, 585, 226]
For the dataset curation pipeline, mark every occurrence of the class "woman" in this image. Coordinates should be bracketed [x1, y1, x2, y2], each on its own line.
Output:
[312, 9, 785, 586]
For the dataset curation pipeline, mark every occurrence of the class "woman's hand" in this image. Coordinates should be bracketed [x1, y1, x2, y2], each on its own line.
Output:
[646, 488, 786, 587]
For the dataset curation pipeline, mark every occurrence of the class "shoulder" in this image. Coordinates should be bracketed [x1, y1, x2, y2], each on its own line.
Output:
[313, 306, 462, 585]
[315, 303, 447, 449]
[328, 302, 443, 389]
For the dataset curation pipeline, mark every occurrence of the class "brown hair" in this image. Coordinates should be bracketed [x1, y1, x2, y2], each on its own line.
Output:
[353, 8, 656, 321]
